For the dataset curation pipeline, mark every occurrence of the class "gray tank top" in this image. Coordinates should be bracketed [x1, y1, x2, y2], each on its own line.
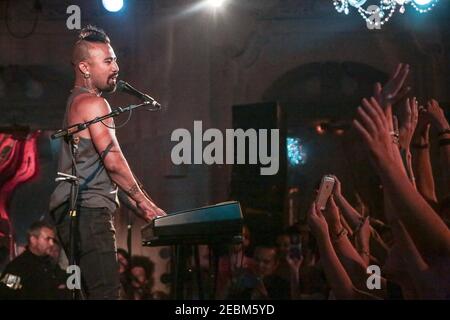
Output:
[49, 87, 119, 213]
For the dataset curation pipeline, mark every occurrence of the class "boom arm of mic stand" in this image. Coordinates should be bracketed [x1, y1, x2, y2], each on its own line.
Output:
[51, 101, 152, 140]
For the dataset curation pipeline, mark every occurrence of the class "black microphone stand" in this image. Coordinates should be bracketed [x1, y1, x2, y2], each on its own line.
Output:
[51, 101, 155, 300]
[68, 136, 80, 300]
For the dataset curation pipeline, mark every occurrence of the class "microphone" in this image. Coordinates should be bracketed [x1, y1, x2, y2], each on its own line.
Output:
[116, 80, 162, 109]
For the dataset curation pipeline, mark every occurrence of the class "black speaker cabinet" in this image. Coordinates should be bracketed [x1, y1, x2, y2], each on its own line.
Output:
[230, 102, 286, 241]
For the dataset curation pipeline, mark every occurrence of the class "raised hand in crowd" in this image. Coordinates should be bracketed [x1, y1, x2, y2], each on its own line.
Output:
[353, 97, 404, 173]
[307, 201, 350, 298]
[374, 63, 411, 110]
[307, 202, 379, 300]
[323, 196, 370, 291]
[285, 253, 304, 274]
[285, 254, 303, 300]
[396, 97, 419, 186]
[397, 97, 419, 151]
[392, 220, 449, 299]
[330, 175, 389, 265]
[353, 96, 450, 259]
[354, 217, 371, 266]
[330, 175, 364, 230]
[373, 63, 411, 166]
[382, 241, 420, 299]
[424, 99, 450, 135]
[425, 99, 450, 196]
[411, 106, 437, 206]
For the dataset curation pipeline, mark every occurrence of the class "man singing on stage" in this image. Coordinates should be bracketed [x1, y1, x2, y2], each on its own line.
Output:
[49, 25, 165, 299]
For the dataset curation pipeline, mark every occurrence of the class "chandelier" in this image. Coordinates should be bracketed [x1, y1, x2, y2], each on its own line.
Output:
[333, 0, 439, 28]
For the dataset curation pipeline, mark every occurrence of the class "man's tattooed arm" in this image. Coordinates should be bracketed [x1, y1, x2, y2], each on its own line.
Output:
[127, 183, 140, 198]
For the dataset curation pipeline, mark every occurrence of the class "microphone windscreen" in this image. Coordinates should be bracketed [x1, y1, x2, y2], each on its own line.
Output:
[116, 80, 127, 92]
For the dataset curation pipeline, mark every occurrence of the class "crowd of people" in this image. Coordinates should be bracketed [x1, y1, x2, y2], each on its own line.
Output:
[211, 63, 450, 300]
[0, 63, 449, 300]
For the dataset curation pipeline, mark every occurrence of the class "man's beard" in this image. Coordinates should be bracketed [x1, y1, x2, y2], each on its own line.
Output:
[103, 84, 117, 93]
[101, 75, 118, 93]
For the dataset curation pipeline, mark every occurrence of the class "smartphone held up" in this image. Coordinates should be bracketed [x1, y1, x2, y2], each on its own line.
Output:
[316, 175, 335, 211]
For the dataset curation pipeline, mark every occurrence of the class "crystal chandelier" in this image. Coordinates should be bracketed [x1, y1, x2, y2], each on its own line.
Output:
[333, 0, 439, 28]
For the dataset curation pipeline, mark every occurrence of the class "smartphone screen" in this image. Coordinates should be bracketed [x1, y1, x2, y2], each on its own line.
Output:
[316, 175, 335, 210]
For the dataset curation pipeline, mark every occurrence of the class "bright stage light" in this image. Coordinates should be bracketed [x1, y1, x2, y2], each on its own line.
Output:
[208, 0, 226, 8]
[102, 0, 124, 13]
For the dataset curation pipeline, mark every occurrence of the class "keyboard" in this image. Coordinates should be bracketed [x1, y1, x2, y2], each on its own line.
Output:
[141, 201, 243, 246]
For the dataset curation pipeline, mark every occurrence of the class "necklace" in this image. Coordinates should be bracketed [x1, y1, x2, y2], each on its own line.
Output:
[72, 85, 100, 96]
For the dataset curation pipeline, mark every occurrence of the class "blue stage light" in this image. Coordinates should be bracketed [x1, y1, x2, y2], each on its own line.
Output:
[287, 137, 307, 167]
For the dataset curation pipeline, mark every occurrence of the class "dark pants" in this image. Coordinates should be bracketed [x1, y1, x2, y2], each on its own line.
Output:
[51, 203, 120, 300]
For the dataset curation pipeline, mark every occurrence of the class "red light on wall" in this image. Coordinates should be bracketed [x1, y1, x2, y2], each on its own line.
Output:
[335, 128, 345, 136]
[315, 124, 325, 135]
